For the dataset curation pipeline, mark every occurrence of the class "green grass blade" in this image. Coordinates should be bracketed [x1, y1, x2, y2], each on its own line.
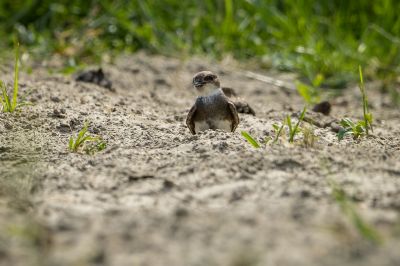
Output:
[82, 136, 100, 142]
[289, 107, 306, 142]
[1, 81, 11, 112]
[0, 81, 7, 111]
[358, 66, 373, 134]
[11, 42, 19, 111]
[350, 210, 382, 244]
[69, 137, 75, 151]
[358, 65, 364, 86]
[241, 131, 261, 148]
[223, 0, 234, 39]
[340, 118, 355, 128]
[296, 82, 312, 105]
[0, 94, 4, 110]
[337, 128, 346, 141]
[337, 128, 352, 141]
[272, 124, 280, 132]
[75, 134, 89, 148]
[359, 66, 367, 134]
[16, 101, 33, 108]
[286, 115, 292, 135]
[273, 123, 285, 143]
[75, 122, 89, 144]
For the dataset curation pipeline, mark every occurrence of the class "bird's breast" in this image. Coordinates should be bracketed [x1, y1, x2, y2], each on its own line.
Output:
[194, 118, 232, 133]
[193, 92, 234, 133]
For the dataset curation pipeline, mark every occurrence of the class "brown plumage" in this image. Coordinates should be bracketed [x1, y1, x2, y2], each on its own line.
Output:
[221, 87, 256, 116]
[186, 88, 239, 134]
[186, 71, 239, 135]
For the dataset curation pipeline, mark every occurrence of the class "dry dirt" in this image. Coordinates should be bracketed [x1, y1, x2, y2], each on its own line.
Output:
[0, 53, 400, 266]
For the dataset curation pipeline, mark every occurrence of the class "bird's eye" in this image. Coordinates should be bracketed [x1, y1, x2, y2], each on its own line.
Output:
[204, 75, 214, 82]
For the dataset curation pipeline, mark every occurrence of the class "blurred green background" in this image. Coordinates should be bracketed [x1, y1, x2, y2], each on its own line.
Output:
[1, 0, 400, 88]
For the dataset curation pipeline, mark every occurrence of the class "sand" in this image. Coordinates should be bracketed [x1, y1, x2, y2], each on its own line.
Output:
[0, 53, 399, 266]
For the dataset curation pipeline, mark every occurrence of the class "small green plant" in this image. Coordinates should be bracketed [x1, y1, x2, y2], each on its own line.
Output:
[337, 118, 367, 140]
[241, 131, 261, 148]
[0, 43, 21, 113]
[272, 107, 307, 143]
[329, 180, 382, 244]
[243, 108, 307, 147]
[296, 74, 323, 105]
[337, 66, 373, 141]
[69, 122, 107, 154]
[83, 140, 107, 155]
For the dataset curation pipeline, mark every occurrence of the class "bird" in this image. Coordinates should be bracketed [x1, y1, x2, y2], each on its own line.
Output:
[186, 71, 239, 134]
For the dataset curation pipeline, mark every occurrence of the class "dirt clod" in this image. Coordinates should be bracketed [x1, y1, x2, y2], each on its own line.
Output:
[75, 68, 113, 91]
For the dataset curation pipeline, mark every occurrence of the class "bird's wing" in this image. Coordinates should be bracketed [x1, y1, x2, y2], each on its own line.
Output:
[233, 100, 256, 116]
[227, 101, 240, 132]
[222, 87, 256, 116]
[221, 87, 237, 97]
[186, 104, 197, 135]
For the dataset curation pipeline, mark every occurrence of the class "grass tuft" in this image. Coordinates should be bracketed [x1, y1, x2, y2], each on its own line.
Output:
[0, 42, 21, 113]
[337, 66, 373, 141]
[69, 122, 107, 154]
[242, 108, 309, 148]
[272, 107, 307, 143]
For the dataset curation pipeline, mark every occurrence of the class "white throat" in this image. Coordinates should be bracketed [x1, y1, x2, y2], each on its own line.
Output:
[196, 83, 220, 96]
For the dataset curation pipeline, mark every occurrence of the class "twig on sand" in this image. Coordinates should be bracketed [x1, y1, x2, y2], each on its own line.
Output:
[244, 71, 295, 93]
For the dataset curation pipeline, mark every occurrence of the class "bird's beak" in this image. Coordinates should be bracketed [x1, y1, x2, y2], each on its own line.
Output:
[193, 81, 205, 88]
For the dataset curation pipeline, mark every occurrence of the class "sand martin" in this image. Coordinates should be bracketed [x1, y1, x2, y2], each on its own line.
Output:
[186, 71, 239, 134]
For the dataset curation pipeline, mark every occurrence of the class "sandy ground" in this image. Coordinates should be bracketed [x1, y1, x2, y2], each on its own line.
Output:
[0, 53, 400, 266]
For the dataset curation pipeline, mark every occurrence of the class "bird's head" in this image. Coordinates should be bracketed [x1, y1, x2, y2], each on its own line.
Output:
[192, 71, 220, 96]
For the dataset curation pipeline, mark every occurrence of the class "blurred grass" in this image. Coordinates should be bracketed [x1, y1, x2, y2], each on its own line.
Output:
[1, 0, 400, 86]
